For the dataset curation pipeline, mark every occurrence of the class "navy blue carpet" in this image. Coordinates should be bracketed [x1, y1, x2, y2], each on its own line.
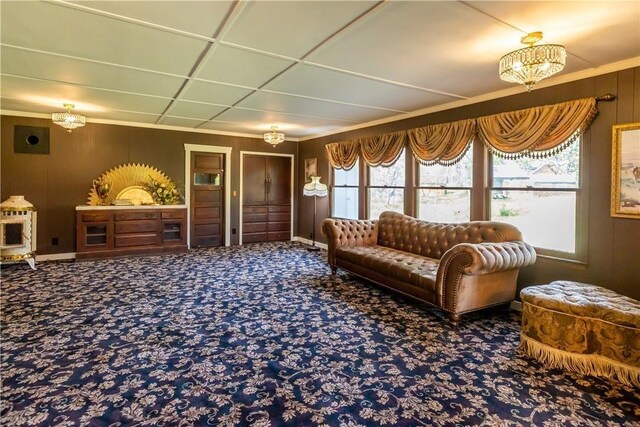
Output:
[1, 242, 638, 426]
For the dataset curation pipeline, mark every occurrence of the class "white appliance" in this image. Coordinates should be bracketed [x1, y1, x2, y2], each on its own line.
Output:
[1, 195, 37, 269]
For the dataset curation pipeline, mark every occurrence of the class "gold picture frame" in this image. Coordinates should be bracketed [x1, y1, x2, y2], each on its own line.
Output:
[304, 158, 317, 183]
[611, 122, 640, 218]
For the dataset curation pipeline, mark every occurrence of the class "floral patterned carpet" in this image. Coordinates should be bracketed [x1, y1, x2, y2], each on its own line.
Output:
[1, 242, 638, 426]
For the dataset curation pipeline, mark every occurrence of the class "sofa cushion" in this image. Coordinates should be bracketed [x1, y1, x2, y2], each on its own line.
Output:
[336, 245, 439, 292]
[377, 211, 523, 260]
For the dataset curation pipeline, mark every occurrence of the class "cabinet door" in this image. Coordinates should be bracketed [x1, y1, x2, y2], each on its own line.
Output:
[243, 155, 268, 205]
[267, 156, 291, 205]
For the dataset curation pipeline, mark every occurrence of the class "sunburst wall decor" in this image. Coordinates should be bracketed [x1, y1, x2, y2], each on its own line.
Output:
[86, 163, 175, 206]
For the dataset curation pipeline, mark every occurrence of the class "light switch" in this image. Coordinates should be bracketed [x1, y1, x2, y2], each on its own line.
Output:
[232, 190, 237, 197]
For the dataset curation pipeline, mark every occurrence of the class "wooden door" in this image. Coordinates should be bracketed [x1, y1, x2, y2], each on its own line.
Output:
[190, 153, 224, 247]
[243, 155, 268, 205]
[267, 156, 291, 205]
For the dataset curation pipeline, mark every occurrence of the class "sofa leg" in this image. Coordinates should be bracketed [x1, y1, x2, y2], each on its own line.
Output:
[448, 313, 461, 324]
[330, 266, 337, 275]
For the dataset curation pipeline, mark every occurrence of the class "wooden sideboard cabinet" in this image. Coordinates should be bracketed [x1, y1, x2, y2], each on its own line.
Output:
[76, 206, 187, 260]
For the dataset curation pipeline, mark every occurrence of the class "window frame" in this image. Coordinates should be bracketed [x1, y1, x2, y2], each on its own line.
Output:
[365, 150, 408, 220]
[330, 159, 360, 220]
[414, 145, 473, 223]
[487, 137, 586, 261]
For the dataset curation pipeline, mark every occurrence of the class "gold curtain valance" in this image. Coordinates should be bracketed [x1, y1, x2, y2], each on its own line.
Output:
[325, 97, 599, 168]
[407, 119, 476, 166]
[476, 97, 597, 158]
[325, 140, 360, 170]
[359, 130, 406, 167]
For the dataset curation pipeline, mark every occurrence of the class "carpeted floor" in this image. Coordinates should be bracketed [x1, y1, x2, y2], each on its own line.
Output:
[1, 242, 638, 426]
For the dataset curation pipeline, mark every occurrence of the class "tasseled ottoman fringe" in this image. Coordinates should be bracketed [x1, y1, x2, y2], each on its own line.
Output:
[518, 333, 640, 389]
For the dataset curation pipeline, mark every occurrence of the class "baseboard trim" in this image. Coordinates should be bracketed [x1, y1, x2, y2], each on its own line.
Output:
[36, 252, 76, 261]
[292, 237, 328, 250]
[510, 300, 522, 312]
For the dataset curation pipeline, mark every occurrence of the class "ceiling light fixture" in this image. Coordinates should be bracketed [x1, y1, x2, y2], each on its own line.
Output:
[499, 31, 566, 92]
[264, 126, 285, 147]
[51, 103, 86, 133]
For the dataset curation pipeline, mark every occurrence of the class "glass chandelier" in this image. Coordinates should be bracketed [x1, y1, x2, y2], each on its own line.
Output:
[264, 126, 285, 147]
[51, 103, 86, 132]
[499, 32, 566, 92]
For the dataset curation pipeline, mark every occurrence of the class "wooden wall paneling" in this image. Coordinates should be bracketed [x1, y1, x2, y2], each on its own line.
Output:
[611, 68, 640, 292]
[0, 116, 298, 254]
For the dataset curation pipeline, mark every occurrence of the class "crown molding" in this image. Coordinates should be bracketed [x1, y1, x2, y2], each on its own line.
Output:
[0, 109, 301, 142]
[298, 57, 640, 142]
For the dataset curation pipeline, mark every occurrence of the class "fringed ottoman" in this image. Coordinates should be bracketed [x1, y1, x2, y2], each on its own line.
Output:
[519, 280, 640, 388]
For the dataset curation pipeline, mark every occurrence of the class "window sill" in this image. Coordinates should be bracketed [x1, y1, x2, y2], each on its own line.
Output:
[535, 253, 588, 270]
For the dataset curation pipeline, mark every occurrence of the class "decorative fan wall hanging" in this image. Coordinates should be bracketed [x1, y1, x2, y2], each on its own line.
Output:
[86, 163, 178, 206]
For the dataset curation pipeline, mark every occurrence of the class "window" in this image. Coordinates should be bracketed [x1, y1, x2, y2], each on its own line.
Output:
[416, 145, 473, 222]
[367, 150, 405, 219]
[331, 159, 359, 219]
[490, 139, 580, 255]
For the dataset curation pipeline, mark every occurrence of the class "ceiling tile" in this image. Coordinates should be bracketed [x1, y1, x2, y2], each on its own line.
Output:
[0, 97, 57, 115]
[264, 64, 456, 112]
[196, 45, 295, 88]
[0, 1, 208, 76]
[1, 46, 185, 98]
[306, 1, 518, 98]
[222, 1, 375, 58]
[180, 80, 254, 106]
[0, 97, 160, 124]
[165, 101, 228, 121]
[72, 1, 234, 38]
[88, 110, 160, 124]
[0, 75, 171, 115]
[238, 91, 386, 123]
[158, 116, 207, 128]
[212, 107, 357, 137]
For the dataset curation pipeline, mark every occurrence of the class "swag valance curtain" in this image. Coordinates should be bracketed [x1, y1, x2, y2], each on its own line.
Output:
[407, 119, 476, 166]
[477, 97, 597, 158]
[325, 97, 598, 169]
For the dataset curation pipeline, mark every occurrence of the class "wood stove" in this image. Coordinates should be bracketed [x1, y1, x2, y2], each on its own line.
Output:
[1, 196, 37, 269]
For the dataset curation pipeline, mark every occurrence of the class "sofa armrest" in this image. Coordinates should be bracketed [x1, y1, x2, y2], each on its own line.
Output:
[443, 241, 537, 275]
[321, 218, 378, 266]
[436, 241, 536, 312]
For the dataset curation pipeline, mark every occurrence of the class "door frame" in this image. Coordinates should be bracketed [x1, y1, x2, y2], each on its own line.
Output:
[184, 144, 232, 248]
[239, 151, 295, 245]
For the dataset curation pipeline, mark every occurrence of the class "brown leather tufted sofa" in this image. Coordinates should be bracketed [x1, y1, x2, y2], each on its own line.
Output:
[321, 211, 537, 322]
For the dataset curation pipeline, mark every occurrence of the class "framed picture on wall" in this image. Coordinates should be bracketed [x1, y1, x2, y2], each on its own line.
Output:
[611, 122, 640, 219]
[304, 158, 317, 182]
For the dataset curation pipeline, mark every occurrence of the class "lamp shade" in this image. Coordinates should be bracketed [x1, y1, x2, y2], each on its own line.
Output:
[303, 176, 327, 197]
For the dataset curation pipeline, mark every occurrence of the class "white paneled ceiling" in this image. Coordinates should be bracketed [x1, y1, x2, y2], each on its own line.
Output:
[1, 0, 639, 140]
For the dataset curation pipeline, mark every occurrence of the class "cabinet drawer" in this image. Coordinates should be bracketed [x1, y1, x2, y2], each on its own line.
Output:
[115, 220, 157, 234]
[268, 205, 290, 213]
[81, 213, 111, 222]
[243, 206, 268, 214]
[268, 212, 290, 222]
[268, 222, 290, 232]
[161, 210, 184, 219]
[115, 234, 158, 247]
[243, 213, 267, 223]
[115, 212, 159, 221]
[243, 222, 267, 233]
[243, 232, 267, 243]
[268, 231, 290, 241]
